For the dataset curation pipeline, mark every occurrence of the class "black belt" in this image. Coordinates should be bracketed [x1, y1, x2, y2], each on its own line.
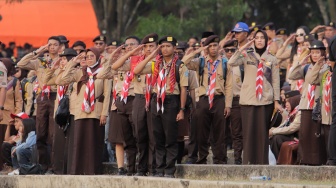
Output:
[233, 96, 240, 101]
[135, 94, 146, 99]
[117, 96, 135, 101]
[152, 93, 179, 100]
[200, 94, 224, 100]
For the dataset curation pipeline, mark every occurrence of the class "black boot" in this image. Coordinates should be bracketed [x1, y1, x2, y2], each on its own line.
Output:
[117, 167, 127, 175]
[177, 141, 185, 164]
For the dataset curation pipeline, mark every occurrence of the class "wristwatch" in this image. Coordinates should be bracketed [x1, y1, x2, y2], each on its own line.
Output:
[0, 106, 4, 110]
[180, 107, 186, 111]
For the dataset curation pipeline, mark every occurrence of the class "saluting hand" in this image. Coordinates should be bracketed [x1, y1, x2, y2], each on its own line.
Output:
[317, 56, 325, 65]
[283, 34, 296, 47]
[36, 44, 49, 55]
[51, 59, 61, 70]
[300, 53, 311, 66]
[239, 39, 254, 51]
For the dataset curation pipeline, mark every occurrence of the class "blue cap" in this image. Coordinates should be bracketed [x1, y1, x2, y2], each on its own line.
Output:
[232, 22, 249, 32]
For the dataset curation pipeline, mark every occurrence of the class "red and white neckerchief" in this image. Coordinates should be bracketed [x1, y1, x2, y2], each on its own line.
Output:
[256, 60, 264, 100]
[324, 72, 332, 115]
[207, 59, 220, 109]
[296, 79, 304, 92]
[307, 84, 316, 109]
[41, 85, 51, 101]
[82, 63, 102, 113]
[120, 56, 144, 103]
[57, 85, 68, 103]
[156, 66, 168, 112]
[286, 105, 299, 122]
[145, 73, 152, 111]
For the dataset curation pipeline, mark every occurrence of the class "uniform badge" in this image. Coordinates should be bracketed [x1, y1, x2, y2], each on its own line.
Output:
[167, 37, 173, 42]
[265, 62, 271, 66]
[100, 36, 104, 41]
[184, 71, 189, 77]
[89, 75, 93, 79]
[137, 75, 141, 82]
[120, 74, 124, 81]
[265, 26, 270, 30]
[0, 71, 4, 76]
[149, 38, 154, 42]
[112, 41, 117, 46]
[236, 78, 240, 83]
[280, 30, 285, 35]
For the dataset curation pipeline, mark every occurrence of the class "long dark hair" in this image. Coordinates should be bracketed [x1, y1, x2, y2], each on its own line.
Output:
[21, 118, 36, 143]
[290, 26, 310, 62]
[17, 67, 28, 81]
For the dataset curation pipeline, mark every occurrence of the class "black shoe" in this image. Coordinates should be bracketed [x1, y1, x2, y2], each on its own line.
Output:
[154, 172, 164, 177]
[117, 167, 127, 175]
[164, 174, 175, 178]
[44, 169, 55, 175]
[134, 172, 146, 176]
[234, 159, 242, 165]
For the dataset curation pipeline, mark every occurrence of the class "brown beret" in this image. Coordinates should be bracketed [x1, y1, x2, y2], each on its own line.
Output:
[141, 33, 159, 44]
[203, 35, 220, 46]
[223, 39, 238, 48]
[158, 36, 177, 46]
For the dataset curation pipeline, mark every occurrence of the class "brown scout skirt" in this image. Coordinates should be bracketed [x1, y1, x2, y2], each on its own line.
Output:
[70, 118, 104, 175]
[241, 104, 273, 165]
[298, 110, 327, 165]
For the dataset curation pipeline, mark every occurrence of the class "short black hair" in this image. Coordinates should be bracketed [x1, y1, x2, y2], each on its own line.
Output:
[125, 36, 141, 44]
[48, 36, 61, 44]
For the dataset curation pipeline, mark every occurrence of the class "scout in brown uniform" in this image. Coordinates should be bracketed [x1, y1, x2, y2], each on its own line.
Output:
[276, 26, 310, 91]
[269, 90, 301, 159]
[111, 34, 158, 176]
[288, 40, 328, 165]
[223, 39, 243, 164]
[134, 36, 188, 178]
[106, 40, 119, 54]
[17, 36, 61, 172]
[228, 30, 281, 164]
[275, 28, 288, 88]
[97, 36, 140, 175]
[0, 59, 8, 123]
[0, 58, 22, 170]
[174, 41, 199, 164]
[182, 35, 232, 164]
[23, 70, 37, 118]
[262, 22, 279, 55]
[71, 41, 86, 54]
[44, 48, 78, 174]
[325, 22, 336, 39]
[306, 53, 332, 161]
[56, 47, 111, 175]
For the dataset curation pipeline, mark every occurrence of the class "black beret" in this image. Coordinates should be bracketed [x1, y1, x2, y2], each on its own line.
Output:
[203, 35, 220, 46]
[285, 90, 300, 99]
[71, 40, 86, 49]
[93, 35, 107, 43]
[58, 35, 69, 44]
[309, 40, 326, 50]
[262, 22, 275, 30]
[48, 36, 61, 43]
[201, 31, 215, 39]
[141, 33, 159, 44]
[326, 22, 335, 28]
[158, 36, 177, 46]
[108, 40, 119, 46]
[60, 48, 78, 57]
[176, 41, 188, 49]
[192, 42, 200, 47]
[276, 28, 287, 35]
[252, 24, 262, 32]
[223, 39, 238, 48]
[304, 34, 316, 42]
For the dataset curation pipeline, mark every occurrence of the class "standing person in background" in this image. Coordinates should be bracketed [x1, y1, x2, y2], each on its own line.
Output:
[289, 40, 328, 165]
[71, 41, 86, 54]
[93, 35, 108, 58]
[0, 58, 23, 171]
[262, 22, 279, 55]
[17, 36, 61, 173]
[22, 70, 37, 118]
[325, 22, 336, 39]
[228, 30, 281, 164]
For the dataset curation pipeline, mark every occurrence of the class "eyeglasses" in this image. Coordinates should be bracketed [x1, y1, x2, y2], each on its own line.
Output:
[224, 48, 236, 53]
[124, 42, 138, 47]
[85, 55, 95, 59]
[296, 33, 305, 37]
[95, 42, 105, 46]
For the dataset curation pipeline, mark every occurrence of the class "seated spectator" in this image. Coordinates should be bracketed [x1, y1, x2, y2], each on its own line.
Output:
[8, 118, 36, 175]
[0, 112, 29, 174]
[269, 90, 301, 159]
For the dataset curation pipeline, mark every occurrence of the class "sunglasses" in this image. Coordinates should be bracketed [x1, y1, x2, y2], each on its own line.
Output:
[224, 48, 237, 53]
[95, 42, 105, 46]
[296, 33, 305, 37]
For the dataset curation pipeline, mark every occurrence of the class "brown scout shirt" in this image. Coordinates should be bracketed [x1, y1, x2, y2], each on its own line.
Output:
[184, 56, 233, 108]
[228, 49, 280, 106]
[304, 63, 330, 125]
[0, 61, 7, 88]
[0, 77, 23, 124]
[232, 66, 242, 97]
[56, 61, 112, 120]
[17, 52, 60, 96]
[140, 60, 189, 95]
